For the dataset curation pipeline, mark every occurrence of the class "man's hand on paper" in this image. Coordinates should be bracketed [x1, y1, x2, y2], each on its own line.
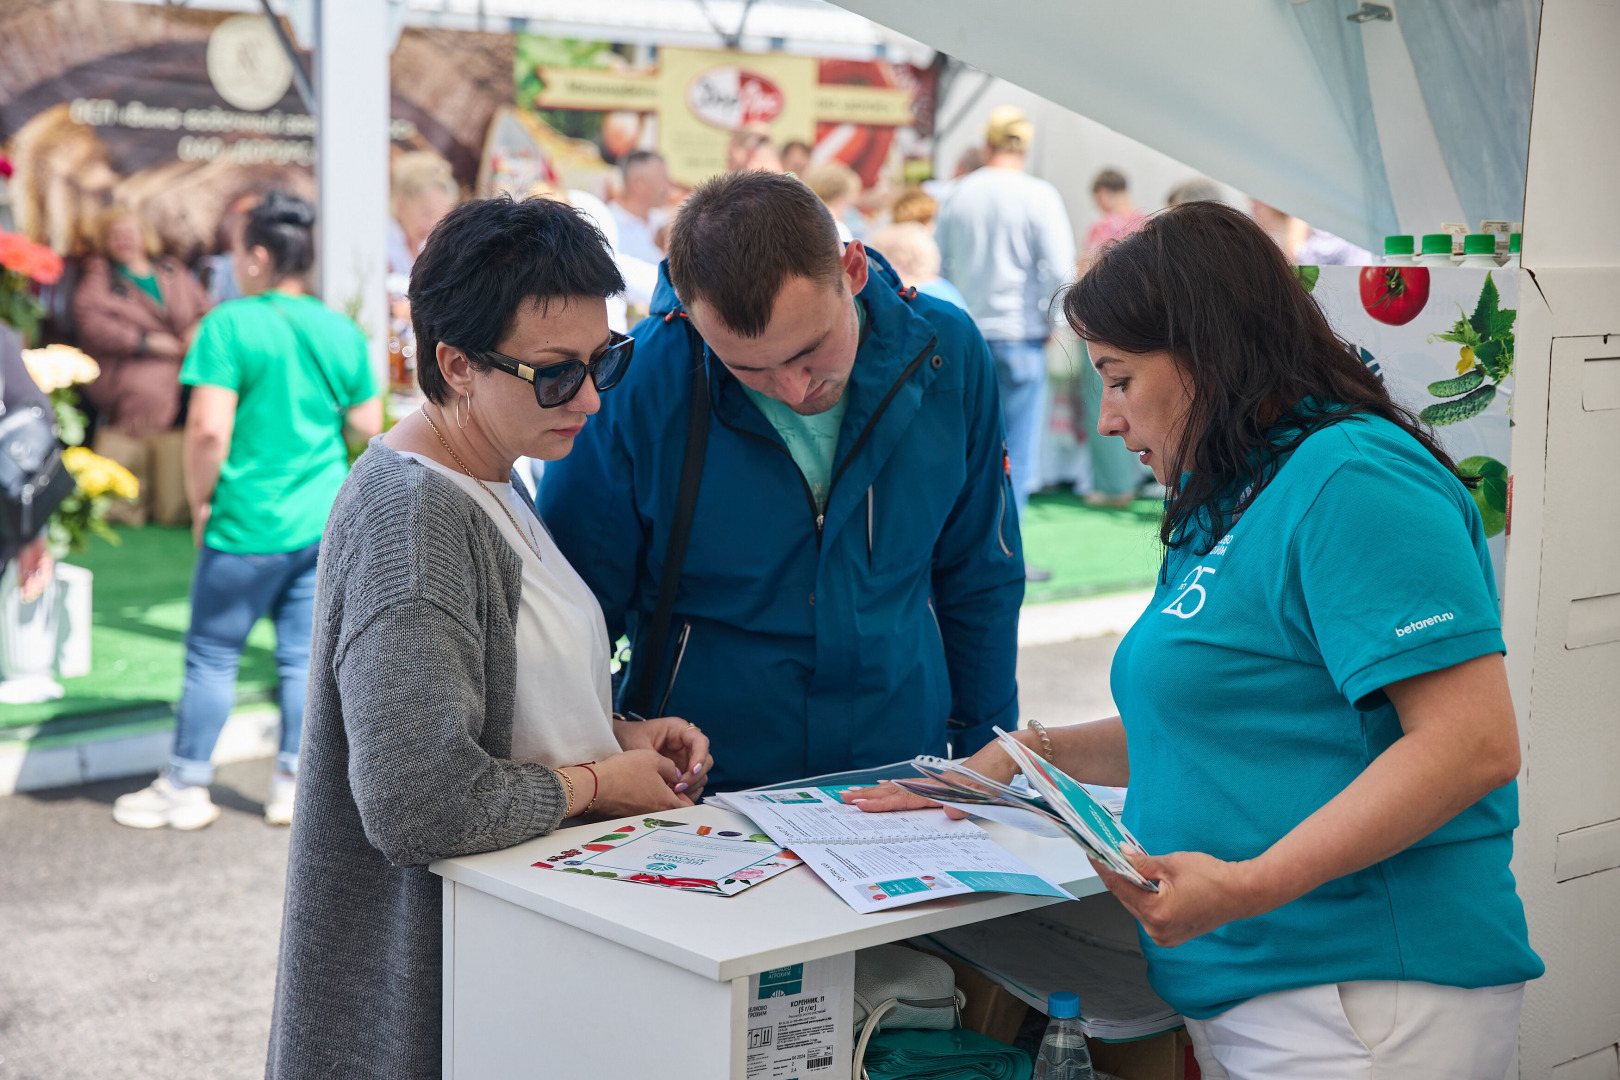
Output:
[1090, 846, 1264, 948]
[614, 715, 713, 797]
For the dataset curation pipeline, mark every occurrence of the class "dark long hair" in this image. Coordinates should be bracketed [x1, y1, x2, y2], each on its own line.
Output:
[1063, 201, 1456, 554]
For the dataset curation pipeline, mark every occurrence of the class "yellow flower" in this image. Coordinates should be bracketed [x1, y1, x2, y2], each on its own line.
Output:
[1456, 346, 1475, 375]
[62, 446, 139, 501]
[22, 344, 100, 392]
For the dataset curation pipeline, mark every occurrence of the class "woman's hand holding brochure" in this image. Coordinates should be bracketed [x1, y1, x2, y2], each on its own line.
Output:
[842, 727, 1160, 893]
[982, 728, 1159, 892]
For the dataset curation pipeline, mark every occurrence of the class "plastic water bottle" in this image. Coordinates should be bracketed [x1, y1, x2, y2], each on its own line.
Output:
[1033, 992, 1094, 1080]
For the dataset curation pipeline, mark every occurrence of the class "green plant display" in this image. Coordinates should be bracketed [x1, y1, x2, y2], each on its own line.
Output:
[515, 34, 617, 113]
[1426, 369, 1486, 397]
[1423, 384, 1497, 425]
[1421, 273, 1515, 426]
[1457, 455, 1508, 538]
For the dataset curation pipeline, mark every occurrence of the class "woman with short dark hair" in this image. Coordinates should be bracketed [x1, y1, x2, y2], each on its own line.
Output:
[266, 196, 712, 1080]
[849, 201, 1541, 1078]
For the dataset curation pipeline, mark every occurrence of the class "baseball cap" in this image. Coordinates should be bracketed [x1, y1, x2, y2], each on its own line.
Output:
[985, 106, 1034, 151]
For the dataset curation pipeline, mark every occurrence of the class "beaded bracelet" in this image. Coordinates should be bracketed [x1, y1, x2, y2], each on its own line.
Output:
[1027, 719, 1056, 764]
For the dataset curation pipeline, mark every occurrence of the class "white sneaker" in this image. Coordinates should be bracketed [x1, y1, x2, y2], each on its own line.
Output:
[112, 775, 221, 831]
[264, 772, 296, 826]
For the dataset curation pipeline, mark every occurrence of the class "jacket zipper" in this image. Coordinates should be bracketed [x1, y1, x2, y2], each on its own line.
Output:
[714, 336, 938, 550]
[995, 445, 1014, 558]
[866, 486, 874, 568]
[996, 481, 1013, 558]
[826, 338, 937, 501]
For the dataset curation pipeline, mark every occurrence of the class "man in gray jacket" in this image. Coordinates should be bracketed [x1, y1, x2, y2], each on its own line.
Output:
[935, 106, 1076, 582]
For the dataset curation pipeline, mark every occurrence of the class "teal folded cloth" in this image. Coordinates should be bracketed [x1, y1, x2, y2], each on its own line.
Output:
[862, 1027, 1033, 1080]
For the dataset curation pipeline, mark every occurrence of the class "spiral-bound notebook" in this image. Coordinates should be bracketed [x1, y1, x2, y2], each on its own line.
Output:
[710, 786, 1075, 914]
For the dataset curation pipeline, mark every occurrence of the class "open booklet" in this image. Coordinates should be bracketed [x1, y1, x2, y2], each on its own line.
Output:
[889, 728, 1159, 892]
[710, 786, 1076, 914]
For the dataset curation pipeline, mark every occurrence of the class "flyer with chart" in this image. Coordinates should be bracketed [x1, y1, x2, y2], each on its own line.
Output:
[530, 818, 801, 897]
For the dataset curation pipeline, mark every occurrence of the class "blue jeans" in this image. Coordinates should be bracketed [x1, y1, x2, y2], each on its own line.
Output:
[168, 542, 319, 787]
[987, 338, 1049, 516]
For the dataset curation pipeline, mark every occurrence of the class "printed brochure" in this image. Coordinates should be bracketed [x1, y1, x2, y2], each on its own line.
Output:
[530, 817, 801, 897]
[712, 786, 1075, 914]
[891, 730, 1158, 892]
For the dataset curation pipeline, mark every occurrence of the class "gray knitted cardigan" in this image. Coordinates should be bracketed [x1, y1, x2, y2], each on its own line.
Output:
[266, 442, 569, 1080]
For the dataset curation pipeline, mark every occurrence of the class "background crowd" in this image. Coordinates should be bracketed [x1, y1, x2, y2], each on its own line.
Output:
[3, 100, 1377, 826]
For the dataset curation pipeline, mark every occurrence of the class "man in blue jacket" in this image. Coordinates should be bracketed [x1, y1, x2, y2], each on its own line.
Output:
[540, 171, 1024, 791]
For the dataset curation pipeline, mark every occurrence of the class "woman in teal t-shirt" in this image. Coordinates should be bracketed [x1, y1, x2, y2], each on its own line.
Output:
[849, 202, 1541, 1078]
[113, 193, 380, 832]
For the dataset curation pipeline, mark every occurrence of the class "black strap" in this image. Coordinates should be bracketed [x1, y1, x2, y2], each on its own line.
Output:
[264, 296, 346, 418]
[629, 324, 710, 716]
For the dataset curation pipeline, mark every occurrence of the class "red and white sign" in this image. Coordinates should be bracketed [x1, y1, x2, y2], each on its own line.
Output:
[687, 65, 785, 130]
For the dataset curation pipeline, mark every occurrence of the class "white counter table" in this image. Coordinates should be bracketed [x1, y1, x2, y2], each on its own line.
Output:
[431, 802, 1106, 1079]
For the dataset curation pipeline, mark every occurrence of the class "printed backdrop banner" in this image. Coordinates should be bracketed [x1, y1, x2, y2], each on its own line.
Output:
[514, 34, 934, 191]
[0, 0, 512, 259]
[1310, 264, 1517, 599]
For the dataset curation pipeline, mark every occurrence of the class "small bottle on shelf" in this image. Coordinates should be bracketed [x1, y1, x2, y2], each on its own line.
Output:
[1503, 232, 1522, 267]
[1418, 233, 1455, 267]
[1460, 233, 1500, 268]
[1383, 235, 1417, 266]
[1033, 992, 1095, 1080]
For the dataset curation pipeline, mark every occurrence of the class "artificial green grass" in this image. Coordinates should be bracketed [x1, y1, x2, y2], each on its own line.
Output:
[0, 526, 277, 738]
[6, 498, 1164, 734]
[1019, 491, 1165, 604]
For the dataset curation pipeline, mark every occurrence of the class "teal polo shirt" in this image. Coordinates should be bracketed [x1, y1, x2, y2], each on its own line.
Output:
[1112, 413, 1542, 1019]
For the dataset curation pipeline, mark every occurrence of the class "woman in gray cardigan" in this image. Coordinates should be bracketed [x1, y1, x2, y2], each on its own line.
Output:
[267, 197, 712, 1080]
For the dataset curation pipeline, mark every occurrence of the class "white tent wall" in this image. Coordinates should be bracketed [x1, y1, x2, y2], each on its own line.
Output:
[838, 0, 1538, 256]
[836, 0, 1385, 250]
[1505, 0, 1620, 1074]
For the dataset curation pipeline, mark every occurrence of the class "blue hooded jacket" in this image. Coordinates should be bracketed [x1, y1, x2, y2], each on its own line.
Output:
[538, 251, 1024, 791]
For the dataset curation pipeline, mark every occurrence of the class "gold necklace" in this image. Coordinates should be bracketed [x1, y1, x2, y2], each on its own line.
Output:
[421, 406, 543, 561]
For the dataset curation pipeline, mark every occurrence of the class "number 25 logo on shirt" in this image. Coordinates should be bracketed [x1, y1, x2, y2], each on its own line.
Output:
[1162, 566, 1217, 619]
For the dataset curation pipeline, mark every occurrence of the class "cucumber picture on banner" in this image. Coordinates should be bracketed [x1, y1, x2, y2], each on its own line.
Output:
[1306, 266, 1516, 598]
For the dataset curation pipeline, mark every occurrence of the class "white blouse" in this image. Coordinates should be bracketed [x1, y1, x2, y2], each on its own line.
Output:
[402, 453, 621, 768]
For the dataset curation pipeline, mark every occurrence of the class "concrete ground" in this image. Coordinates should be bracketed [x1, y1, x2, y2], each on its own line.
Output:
[0, 635, 1120, 1080]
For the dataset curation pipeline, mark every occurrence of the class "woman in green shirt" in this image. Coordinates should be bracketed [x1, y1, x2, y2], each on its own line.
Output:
[113, 193, 381, 831]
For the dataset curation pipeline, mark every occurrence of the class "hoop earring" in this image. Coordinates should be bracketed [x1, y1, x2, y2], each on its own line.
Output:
[456, 390, 470, 429]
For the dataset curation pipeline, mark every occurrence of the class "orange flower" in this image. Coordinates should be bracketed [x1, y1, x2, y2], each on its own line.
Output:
[0, 230, 64, 285]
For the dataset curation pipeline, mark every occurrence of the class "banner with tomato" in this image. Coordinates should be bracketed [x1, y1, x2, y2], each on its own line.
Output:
[1307, 266, 1517, 598]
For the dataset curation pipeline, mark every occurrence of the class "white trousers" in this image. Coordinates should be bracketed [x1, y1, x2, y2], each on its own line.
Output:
[1183, 980, 1525, 1080]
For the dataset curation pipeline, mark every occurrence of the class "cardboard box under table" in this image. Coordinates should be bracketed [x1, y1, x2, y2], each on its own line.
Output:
[430, 802, 1107, 1079]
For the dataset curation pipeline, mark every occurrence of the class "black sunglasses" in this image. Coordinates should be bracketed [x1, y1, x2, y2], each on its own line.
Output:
[473, 331, 634, 408]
